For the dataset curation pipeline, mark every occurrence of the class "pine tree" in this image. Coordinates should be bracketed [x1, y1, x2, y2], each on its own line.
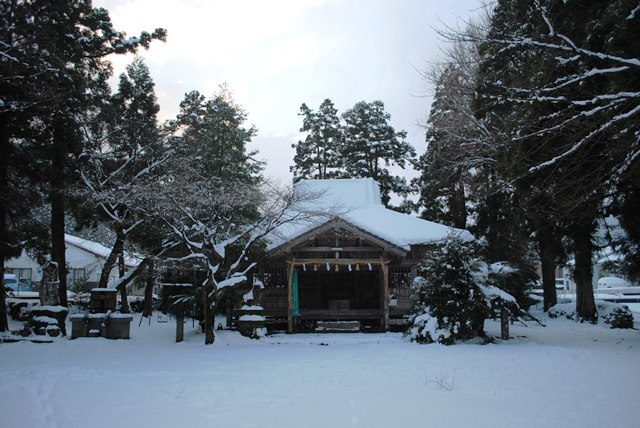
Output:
[173, 87, 263, 185]
[406, 237, 489, 345]
[413, 63, 475, 230]
[146, 96, 323, 343]
[0, 0, 165, 323]
[473, 0, 639, 320]
[142, 88, 268, 344]
[77, 57, 168, 304]
[414, 14, 532, 271]
[291, 99, 343, 182]
[341, 100, 415, 207]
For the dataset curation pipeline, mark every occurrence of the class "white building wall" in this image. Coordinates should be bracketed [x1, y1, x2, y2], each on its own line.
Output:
[6, 244, 120, 289]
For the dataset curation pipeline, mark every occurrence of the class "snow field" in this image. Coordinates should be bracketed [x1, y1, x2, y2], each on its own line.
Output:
[0, 313, 638, 428]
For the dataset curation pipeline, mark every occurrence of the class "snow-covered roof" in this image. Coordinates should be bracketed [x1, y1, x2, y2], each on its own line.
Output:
[267, 178, 473, 253]
[64, 234, 141, 267]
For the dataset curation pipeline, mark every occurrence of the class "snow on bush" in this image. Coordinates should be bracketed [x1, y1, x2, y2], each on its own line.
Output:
[601, 305, 634, 329]
[405, 236, 517, 345]
[406, 304, 452, 345]
[547, 301, 634, 328]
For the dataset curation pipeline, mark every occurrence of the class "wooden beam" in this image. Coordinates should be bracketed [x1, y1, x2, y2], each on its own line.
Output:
[380, 256, 390, 331]
[289, 258, 385, 267]
[293, 246, 379, 252]
[287, 258, 295, 332]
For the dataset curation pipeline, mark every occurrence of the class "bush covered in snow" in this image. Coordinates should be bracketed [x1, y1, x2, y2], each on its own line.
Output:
[405, 235, 522, 345]
[406, 237, 491, 344]
[547, 302, 634, 328]
[601, 305, 634, 329]
[480, 261, 539, 310]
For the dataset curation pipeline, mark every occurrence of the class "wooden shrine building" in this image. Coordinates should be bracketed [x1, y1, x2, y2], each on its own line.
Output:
[251, 178, 472, 332]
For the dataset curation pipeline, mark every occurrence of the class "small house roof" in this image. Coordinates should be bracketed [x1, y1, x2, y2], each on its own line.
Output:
[64, 234, 141, 267]
[267, 178, 473, 254]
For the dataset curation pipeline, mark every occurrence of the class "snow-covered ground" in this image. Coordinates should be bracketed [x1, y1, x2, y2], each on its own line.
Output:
[1, 310, 638, 428]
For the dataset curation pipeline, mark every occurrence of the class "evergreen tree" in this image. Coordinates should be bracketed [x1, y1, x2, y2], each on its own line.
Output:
[415, 14, 532, 273]
[173, 87, 263, 185]
[473, 0, 639, 320]
[140, 88, 265, 343]
[406, 236, 489, 345]
[290, 99, 343, 182]
[77, 57, 168, 304]
[144, 88, 322, 343]
[610, 180, 640, 283]
[341, 100, 415, 207]
[413, 63, 476, 230]
[0, 0, 165, 322]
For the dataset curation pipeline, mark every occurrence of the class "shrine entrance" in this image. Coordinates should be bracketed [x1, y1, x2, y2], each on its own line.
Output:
[298, 270, 381, 311]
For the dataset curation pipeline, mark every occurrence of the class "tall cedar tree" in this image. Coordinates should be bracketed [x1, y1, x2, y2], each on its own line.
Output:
[147, 89, 329, 344]
[475, 0, 639, 320]
[414, 63, 474, 230]
[0, 0, 165, 328]
[341, 100, 415, 207]
[173, 88, 263, 185]
[77, 57, 167, 309]
[415, 16, 532, 275]
[162, 88, 264, 344]
[291, 99, 343, 182]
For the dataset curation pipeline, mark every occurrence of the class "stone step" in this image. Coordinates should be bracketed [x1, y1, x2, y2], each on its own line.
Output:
[315, 321, 361, 332]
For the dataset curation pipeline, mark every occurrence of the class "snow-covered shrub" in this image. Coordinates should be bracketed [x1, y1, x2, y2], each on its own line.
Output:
[72, 292, 92, 311]
[547, 302, 634, 328]
[547, 303, 577, 320]
[599, 303, 634, 329]
[405, 237, 490, 345]
[480, 262, 539, 310]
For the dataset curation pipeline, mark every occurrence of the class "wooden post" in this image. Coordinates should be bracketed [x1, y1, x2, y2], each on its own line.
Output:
[380, 257, 389, 332]
[176, 314, 184, 342]
[287, 258, 295, 332]
[500, 307, 509, 340]
[226, 306, 232, 330]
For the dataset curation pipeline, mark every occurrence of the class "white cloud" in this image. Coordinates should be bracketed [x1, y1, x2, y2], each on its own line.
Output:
[100, 0, 342, 69]
[95, 0, 483, 182]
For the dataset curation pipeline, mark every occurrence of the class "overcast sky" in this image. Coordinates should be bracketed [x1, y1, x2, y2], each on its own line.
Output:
[95, 0, 483, 182]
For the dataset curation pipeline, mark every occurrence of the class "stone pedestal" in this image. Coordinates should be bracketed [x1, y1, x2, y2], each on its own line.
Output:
[90, 288, 117, 313]
[104, 314, 133, 339]
[70, 312, 133, 339]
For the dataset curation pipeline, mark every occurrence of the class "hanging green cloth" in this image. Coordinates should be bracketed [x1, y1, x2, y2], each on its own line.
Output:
[292, 268, 300, 317]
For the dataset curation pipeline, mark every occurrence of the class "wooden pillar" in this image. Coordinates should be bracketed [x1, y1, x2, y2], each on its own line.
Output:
[380, 257, 389, 331]
[226, 306, 232, 330]
[500, 307, 510, 340]
[176, 314, 184, 343]
[287, 258, 295, 332]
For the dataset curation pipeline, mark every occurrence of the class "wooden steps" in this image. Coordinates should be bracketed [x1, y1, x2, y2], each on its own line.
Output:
[315, 321, 361, 332]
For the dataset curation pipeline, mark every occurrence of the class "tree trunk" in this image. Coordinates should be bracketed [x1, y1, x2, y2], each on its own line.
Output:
[537, 230, 558, 311]
[450, 171, 467, 230]
[0, 261, 8, 332]
[0, 127, 10, 331]
[573, 223, 597, 322]
[98, 226, 125, 289]
[113, 258, 149, 293]
[202, 282, 215, 345]
[142, 259, 155, 317]
[118, 254, 129, 313]
[51, 120, 68, 307]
